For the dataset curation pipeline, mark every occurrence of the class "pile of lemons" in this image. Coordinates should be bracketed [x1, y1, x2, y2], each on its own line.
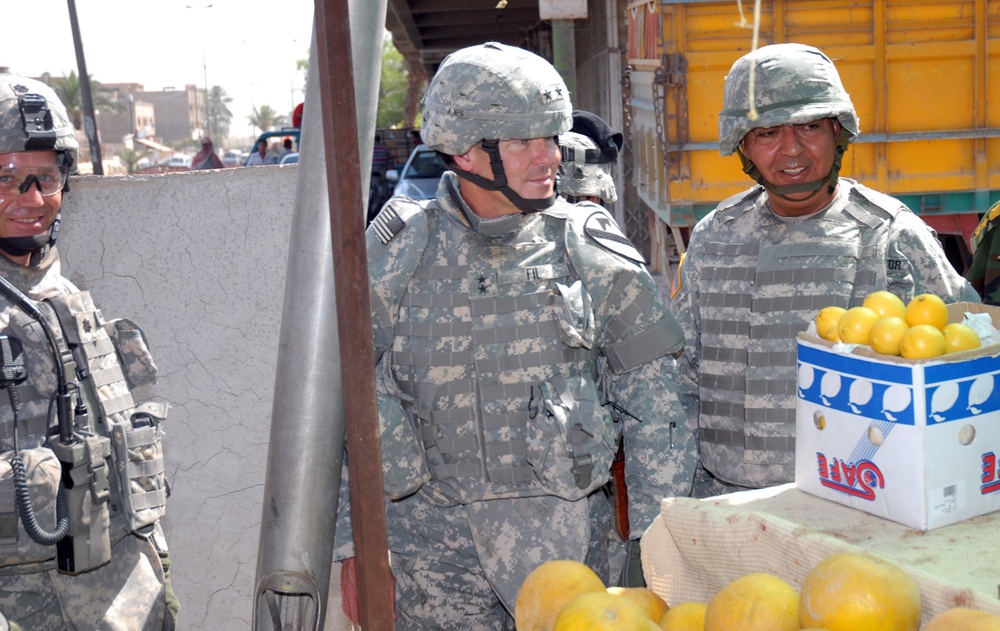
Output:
[514, 552, 1000, 630]
[815, 291, 981, 359]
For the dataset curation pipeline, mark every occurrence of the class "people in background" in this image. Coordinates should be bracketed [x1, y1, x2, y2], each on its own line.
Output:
[191, 136, 224, 170]
[246, 139, 268, 167]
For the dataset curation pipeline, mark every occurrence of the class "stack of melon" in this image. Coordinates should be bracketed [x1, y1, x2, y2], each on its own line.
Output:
[815, 291, 981, 360]
[514, 552, 1000, 630]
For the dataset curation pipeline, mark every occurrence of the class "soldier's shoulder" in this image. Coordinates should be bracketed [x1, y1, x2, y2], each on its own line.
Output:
[562, 204, 646, 267]
[713, 187, 763, 222]
[366, 197, 431, 257]
[845, 180, 905, 218]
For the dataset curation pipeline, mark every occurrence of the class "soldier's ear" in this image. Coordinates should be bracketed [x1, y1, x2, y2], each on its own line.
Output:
[452, 145, 479, 171]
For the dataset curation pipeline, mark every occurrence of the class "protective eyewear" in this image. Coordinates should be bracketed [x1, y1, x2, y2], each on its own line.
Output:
[0, 160, 69, 197]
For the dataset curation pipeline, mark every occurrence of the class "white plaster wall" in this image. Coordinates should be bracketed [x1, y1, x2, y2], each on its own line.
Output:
[57, 166, 351, 630]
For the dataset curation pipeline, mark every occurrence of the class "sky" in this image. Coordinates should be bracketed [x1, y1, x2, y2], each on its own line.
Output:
[2, 0, 315, 142]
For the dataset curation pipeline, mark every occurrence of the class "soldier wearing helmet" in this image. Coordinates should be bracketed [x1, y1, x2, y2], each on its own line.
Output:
[0, 75, 177, 629]
[559, 110, 623, 206]
[336, 43, 695, 628]
[670, 43, 979, 494]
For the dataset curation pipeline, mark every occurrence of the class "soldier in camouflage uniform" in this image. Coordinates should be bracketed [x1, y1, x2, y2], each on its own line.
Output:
[966, 200, 1000, 305]
[0, 75, 177, 629]
[671, 43, 979, 495]
[559, 110, 622, 207]
[337, 42, 695, 628]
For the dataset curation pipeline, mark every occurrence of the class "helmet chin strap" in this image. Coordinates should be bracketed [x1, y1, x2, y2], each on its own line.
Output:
[737, 128, 852, 203]
[0, 213, 60, 258]
[449, 140, 557, 214]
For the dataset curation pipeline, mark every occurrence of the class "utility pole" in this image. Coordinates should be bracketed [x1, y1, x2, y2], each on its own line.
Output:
[66, 0, 102, 175]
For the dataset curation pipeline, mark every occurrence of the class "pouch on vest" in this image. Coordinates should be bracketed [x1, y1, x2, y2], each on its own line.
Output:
[112, 401, 168, 531]
[0, 446, 61, 565]
[104, 319, 158, 388]
[376, 353, 430, 499]
[554, 280, 595, 349]
[526, 375, 614, 500]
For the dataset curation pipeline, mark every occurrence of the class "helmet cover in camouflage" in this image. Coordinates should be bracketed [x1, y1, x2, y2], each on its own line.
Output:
[421, 42, 572, 156]
[718, 43, 859, 156]
[559, 131, 617, 203]
[0, 74, 78, 170]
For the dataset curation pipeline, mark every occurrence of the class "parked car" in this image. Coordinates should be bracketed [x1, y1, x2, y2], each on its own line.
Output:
[222, 150, 246, 167]
[279, 152, 299, 165]
[393, 144, 446, 201]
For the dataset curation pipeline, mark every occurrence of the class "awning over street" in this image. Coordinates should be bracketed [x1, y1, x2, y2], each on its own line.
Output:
[135, 137, 173, 153]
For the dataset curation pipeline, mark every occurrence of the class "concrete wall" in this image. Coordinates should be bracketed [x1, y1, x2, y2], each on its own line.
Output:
[58, 165, 350, 630]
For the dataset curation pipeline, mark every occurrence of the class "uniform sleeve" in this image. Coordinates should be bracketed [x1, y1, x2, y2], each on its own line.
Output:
[668, 230, 705, 439]
[598, 268, 697, 536]
[885, 209, 981, 304]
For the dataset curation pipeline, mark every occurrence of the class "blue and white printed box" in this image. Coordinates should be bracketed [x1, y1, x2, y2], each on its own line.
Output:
[795, 303, 1000, 530]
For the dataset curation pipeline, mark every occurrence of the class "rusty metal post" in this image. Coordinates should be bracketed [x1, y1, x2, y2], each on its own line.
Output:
[314, 0, 393, 629]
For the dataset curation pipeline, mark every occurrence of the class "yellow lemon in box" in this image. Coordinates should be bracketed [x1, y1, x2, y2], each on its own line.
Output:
[899, 324, 946, 359]
[837, 306, 880, 345]
[815, 306, 847, 342]
[863, 290, 907, 320]
[905, 293, 949, 329]
[868, 316, 909, 356]
[942, 322, 982, 354]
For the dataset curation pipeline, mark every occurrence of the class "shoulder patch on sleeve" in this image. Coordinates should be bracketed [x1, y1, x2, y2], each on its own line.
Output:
[583, 210, 645, 264]
[369, 204, 407, 245]
[670, 252, 685, 300]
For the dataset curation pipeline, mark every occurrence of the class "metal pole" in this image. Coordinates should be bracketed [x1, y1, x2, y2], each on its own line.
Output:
[66, 0, 102, 175]
[552, 19, 578, 99]
[314, 0, 393, 627]
[251, 0, 390, 628]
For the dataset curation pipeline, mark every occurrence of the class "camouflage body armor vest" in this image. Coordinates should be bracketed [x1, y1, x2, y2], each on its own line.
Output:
[389, 204, 616, 506]
[696, 185, 899, 485]
[0, 289, 166, 569]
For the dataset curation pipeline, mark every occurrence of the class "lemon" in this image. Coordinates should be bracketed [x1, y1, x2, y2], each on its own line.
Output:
[837, 306, 880, 345]
[799, 552, 920, 631]
[606, 586, 669, 623]
[553, 590, 659, 630]
[924, 607, 1000, 631]
[905, 293, 949, 329]
[868, 316, 909, 356]
[815, 306, 847, 342]
[658, 601, 707, 630]
[705, 573, 799, 631]
[899, 324, 946, 359]
[515, 560, 606, 631]
[863, 290, 907, 320]
[942, 323, 982, 354]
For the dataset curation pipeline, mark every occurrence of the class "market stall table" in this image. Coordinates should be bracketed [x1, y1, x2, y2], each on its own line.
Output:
[642, 484, 1000, 624]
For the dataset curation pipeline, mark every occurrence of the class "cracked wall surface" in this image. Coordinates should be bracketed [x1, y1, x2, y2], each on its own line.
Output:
[57, 166, 351, 630]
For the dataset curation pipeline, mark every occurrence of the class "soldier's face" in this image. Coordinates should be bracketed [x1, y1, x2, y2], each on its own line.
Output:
[457, 137, 560, 218]
[0, 150, 62, 245]
[741, 118, 839, 216]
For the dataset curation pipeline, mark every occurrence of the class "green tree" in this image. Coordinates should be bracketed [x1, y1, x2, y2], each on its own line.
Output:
[206, 85, 233, 140]
[295, 34, 413, 129]
[247, 105, 286, 135]
[119, 147, 148, 174]
[377, 34, 407, 129]
[50, 71, 125, 130]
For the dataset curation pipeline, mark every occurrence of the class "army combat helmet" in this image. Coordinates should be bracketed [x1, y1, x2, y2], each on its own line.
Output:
[421, 42, 572, 213]
[559, 110, 623, 205]
[0, 74, 78, 257]
[718, 43, 859, 202]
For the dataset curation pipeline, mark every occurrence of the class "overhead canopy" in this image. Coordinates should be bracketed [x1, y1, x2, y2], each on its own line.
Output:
[134, 137, 173, 153]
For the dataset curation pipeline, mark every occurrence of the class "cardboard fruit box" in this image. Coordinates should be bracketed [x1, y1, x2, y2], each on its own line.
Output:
[795, 302, 1000, 530]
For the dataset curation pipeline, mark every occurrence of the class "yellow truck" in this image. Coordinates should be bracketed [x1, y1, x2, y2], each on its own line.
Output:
[626, 0, 999, 272]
